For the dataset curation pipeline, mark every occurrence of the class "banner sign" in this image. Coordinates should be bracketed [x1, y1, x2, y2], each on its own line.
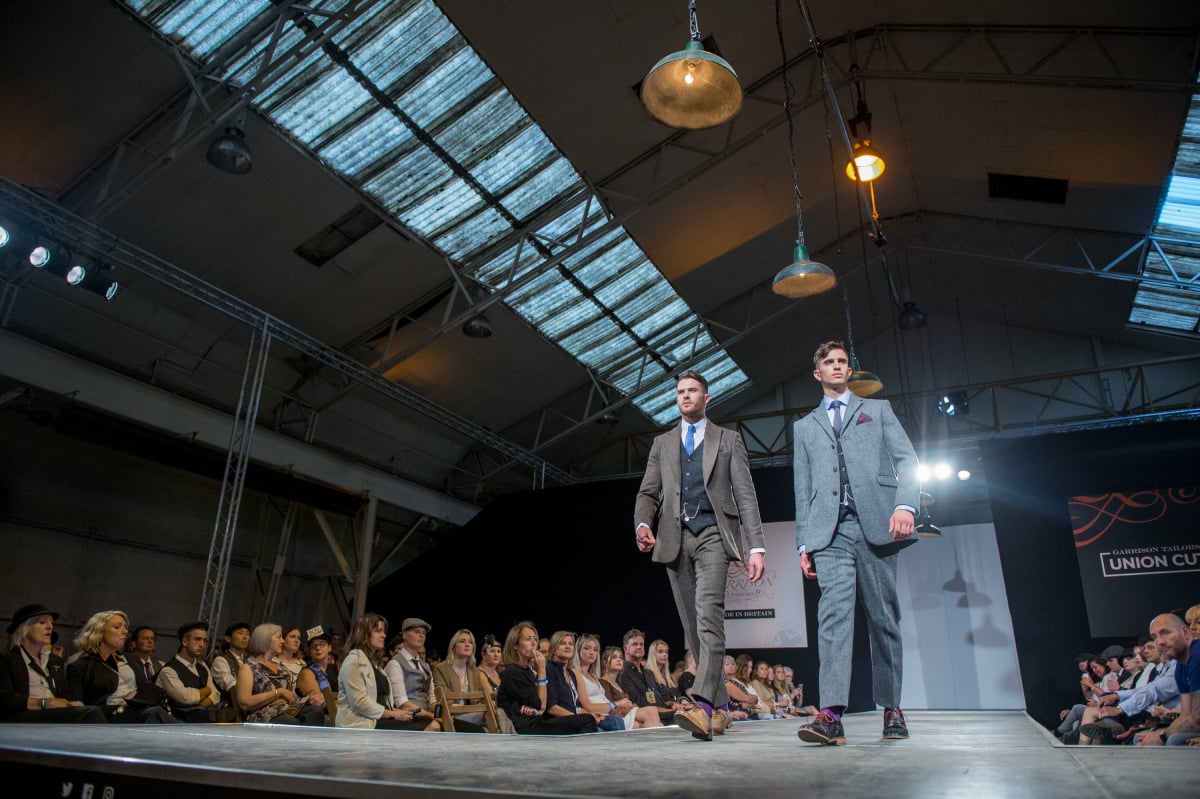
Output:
[1069, 486, 1200, 636]
[723, 521, 807, 648]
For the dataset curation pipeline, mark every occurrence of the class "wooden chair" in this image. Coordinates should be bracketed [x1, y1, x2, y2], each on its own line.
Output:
[434, 684, 501, 733]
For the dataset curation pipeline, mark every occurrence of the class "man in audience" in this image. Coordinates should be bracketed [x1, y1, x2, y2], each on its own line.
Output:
[1055, 650, 1096, 741]
[0, 602, 106, 723]
[156, 621, 220, 722]
[1136, 612, 1199, 746]
[128, 626, 164, 688]
[389, 618, 435, 715]
[209, 620, 250, 715]
[1079, 628, 1178, 744]
[306, 625, 338, 722]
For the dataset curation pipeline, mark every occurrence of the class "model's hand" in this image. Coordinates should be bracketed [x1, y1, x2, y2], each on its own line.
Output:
[636, 525, 656, 553]
[800, 551, 816, 579]
[746, 552, 765, 583]
[890, 508, 915, 540]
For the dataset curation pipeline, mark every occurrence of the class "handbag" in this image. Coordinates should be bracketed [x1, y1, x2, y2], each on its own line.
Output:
[597, 714, 625, 732]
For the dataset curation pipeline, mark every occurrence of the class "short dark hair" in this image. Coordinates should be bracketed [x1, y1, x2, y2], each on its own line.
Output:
[676, 370, 708, 393]
[131, 625, 155, 640]
[622, 628, 645, 647]
[812, 340, 848, 367]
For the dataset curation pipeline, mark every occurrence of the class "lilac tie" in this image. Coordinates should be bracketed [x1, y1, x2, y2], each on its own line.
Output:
[830, 400, 843, 436]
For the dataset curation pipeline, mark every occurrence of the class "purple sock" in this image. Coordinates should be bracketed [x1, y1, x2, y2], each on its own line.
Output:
[821, 706, 844, 720]
[693, 699, 714, 717]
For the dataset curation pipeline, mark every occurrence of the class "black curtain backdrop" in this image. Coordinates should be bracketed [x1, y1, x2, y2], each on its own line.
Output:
[982, 418, 1200, 729]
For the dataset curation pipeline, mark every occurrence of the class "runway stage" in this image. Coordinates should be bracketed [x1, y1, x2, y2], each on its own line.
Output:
[2, 711, 1196, 799]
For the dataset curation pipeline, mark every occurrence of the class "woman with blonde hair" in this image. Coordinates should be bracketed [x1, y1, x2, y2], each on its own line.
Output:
[430, 628, 488, 732]
[573, 634, 661, 730]
[496, 621, 595, 734]
[645, 639, 685, 712]
[65, 610, 174, 723]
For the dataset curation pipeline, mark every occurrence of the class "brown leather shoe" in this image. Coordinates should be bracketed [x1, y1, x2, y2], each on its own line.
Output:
[711, 708, 729, 735]
[674, 705, 713, 741]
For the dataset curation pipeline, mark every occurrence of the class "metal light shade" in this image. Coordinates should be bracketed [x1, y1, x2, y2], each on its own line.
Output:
[642, 40, 742, 129]
[771, 245, 836, 298]
[844, 140, 885, 182]
[461, 314, 493, 338]
[847, 354, 883, 397]
[916, 515, 942, 538]
[898, 301, 926, 329]
[206, 126, 253, 174]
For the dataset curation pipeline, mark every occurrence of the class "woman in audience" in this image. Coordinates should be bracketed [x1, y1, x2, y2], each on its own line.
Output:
[65, 610, 174, 723]
[278, 626, 306, 678]
[597, 646, 662, 728]
[430, 628, 487, 732]
[237, 623, 325, 726]
[543, 631, 602, 726]
[1186, 604, 1200, 638]
[478, 634, 504, 695]
[571, 633, 638, 731]
[644, 639, 685, 711]
[721, 654, 759, 720]
[335, 613, 437, 731]
[748, 659, 783, 718]
[496, 621, 596, 735]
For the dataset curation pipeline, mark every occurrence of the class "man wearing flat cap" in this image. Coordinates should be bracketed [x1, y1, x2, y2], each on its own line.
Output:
[1, 602, 106, 722]
[155, 621, 221, 722]
[383, 618, 436, 718]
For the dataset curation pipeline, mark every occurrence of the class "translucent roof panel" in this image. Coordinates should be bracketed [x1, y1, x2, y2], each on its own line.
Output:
[1130, 90, 1200, 336]
[125, 0, 748, 424]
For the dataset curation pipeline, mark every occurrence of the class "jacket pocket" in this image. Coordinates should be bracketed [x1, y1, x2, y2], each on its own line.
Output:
[876, 475, 898, 487]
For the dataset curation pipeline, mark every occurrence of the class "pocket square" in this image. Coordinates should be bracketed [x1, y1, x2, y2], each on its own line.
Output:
[856, 412, 872, 425]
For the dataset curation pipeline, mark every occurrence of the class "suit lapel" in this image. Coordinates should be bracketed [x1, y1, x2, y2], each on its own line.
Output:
[808, 405, 834, 443]
[702, 423, 717, 483]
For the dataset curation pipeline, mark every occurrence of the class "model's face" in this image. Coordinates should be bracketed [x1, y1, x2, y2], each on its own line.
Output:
[813, 348, 850, 392]
[133, 629, 156, 656]
[230, 628, 250, 650]
[103, 615, 128, 652]
[676, 378, 709, 420]
[454, 633, 474, 659]
[517, 628, 539, 660]
[579, 639, 599, 665]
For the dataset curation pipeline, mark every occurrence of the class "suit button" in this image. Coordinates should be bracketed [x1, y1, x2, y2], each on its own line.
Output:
[832, 491, 838, 496]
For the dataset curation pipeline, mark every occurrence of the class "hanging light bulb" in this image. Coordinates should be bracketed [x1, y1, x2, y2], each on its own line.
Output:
[847, 354, 883, 397]
[845, 139, 886, 182]
[641, 1, 742, 129]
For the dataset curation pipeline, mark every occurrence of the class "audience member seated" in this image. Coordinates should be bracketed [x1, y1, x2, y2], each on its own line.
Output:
[65, 610, 175, 723]
[617, 628, 656, 712]
[384, 617, 437, 721]
[235, 623, 324, 726]
[496, 621, 596, 735]
[677, 650, 696, 697]
[598, 645, 663, 729]
[279, 626, 306, 679]
[1134, 612, 1198, 747]
[1, 602, 106, 723]
[645, 639, 685, 713]
[156, 621, 227, 722]
[209, 620, 250, 722]
[1053, 650, 1096, 741]
[721, 654, 758, 720]
[1079, 632, 1179, 745]
[305, 626, 339, 722]
[336, 613, 436, 731]
[430, 628, 488, 732]
[1187, 604, 1200, 639]
[748, 659, 788, 718]
[575, 634, 657, 730]
[128, 625, 165, 690]
[478, 634, 504, 695]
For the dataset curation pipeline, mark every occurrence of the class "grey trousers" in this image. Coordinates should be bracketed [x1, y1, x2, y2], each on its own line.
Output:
[666, 524, 730, 708]
[812, 513, 903, 709]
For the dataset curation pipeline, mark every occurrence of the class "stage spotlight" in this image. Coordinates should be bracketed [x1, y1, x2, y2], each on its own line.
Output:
[66, 264, 87, 285]
[0, 225, 9, 248]
[917, 464, 932, 483]
[29, 245, 52, 267]
[957, 469, 971, 481]
[934, 462, 952, 480]
[77, 267, 120, 301]
[937, 391, 969, 416]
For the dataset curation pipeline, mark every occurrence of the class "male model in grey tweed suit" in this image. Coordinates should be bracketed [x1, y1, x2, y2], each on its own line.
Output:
[793, 341, 920, 745]
[635, 370, 766, 740]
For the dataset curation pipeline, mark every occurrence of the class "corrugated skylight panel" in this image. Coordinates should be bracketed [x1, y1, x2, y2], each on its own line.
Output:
[126, 0, 272, 61]
[1157, 175, 1200, 235]
[316, 109, 414, 177]
[433, 207, 513, 260]
[268, 69, 374, 143]
[347, 1, 456, 81]
[438, 92, 527, 167]
[399, 49, 492, 131]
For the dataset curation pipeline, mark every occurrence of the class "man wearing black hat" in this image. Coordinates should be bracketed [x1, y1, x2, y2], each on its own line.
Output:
[155, 621, 221, 722]
[210, 620, 250, 720]
[383, 618, 436, 718]
[0, 603, 106, 723]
